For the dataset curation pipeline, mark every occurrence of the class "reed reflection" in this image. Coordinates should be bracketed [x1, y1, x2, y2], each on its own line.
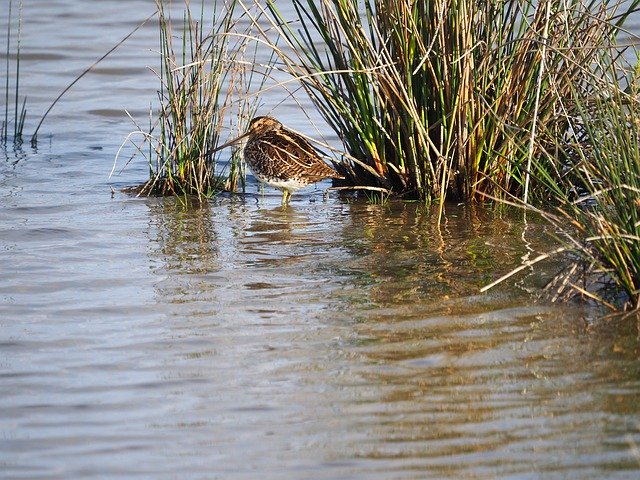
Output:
[333, 202, 553, 314]
[147, 197, 219, 275]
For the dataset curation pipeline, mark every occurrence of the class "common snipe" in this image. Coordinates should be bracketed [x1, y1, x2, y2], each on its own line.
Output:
[214, 116, 344, 204]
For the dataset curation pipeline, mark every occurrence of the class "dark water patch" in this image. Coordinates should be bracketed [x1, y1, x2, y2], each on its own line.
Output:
[2, 51, 69, 62]
[0, 225, 78, 241]
[87, 108, 129, 118]
[90, 66, 149, 77]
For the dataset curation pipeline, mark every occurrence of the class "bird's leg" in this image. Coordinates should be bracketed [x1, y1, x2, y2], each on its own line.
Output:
[281, 190, 291, 205]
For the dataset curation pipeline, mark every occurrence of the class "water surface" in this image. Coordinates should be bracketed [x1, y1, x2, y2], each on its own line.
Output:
[2, 2, 640, 479]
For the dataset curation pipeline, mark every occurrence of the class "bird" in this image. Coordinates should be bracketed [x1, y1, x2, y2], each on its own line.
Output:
[213, 116, 344, 205]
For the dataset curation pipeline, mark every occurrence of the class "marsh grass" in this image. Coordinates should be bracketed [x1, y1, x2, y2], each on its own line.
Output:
[122, 0, 261, 197]
[533, 52, 640, 312]
[250, 0, 639, 207]
[2, 0, 26, 145]
[481, 45, 640, 312]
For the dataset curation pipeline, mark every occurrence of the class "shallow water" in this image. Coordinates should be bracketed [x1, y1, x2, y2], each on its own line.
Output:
[2, 2, 640, 479]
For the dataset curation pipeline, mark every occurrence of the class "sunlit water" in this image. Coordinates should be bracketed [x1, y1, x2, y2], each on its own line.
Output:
[2, 1, 640, 479]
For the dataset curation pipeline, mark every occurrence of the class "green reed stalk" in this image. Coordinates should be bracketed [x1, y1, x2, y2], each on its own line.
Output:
[3, 0, 11, 143]
[2, 0, 26, 144]
[14, 0, 22, 139]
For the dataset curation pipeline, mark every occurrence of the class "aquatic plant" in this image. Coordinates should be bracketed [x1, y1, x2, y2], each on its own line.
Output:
[249, 0, 639, 208]
[468, 11, 640, 313]
[2, 0, 26, 145]
[535, 52, 640, 312]
[123, 0, 260, 197]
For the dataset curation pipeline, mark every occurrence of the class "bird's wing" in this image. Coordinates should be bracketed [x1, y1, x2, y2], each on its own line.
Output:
[262, 129, 339, 178]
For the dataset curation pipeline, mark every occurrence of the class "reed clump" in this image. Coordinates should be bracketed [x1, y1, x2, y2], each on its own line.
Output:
[123, 0, 255, 197]
[254, 0, 638, 205]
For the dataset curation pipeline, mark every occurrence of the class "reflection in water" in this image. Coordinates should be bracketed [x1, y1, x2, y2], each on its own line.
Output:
[136, 196, 640, 479]
[147, 197, 219, 275]
[334, 202, 551, 315]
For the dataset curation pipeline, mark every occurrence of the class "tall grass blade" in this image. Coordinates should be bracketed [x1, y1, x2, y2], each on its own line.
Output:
[3, 0, 13, 144]
[14, 0, 22, 140]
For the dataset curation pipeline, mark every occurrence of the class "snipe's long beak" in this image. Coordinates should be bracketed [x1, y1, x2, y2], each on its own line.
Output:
[209, 131, 250, 154]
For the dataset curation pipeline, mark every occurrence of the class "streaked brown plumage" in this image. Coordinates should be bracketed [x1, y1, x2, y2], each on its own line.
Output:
[215, 116, 344, 204]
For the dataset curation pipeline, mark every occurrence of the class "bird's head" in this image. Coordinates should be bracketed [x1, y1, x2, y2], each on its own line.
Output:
[247, 116, 281, 136]
[209, 116, 282, 154]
